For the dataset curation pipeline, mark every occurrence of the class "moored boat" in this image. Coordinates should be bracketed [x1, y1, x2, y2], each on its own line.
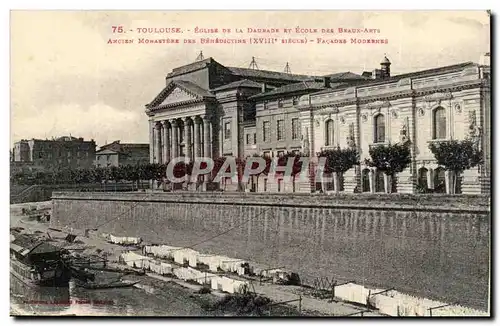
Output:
[10, 234, 71, 287]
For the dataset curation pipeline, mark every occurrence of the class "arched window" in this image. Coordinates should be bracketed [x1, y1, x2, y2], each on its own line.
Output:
[433, 107, 447, 139]
[325, 119, 334, 146]
[374, 114, 385, 143]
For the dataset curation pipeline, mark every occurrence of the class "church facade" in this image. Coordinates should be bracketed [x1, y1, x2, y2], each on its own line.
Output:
[145, 54, 490, 194]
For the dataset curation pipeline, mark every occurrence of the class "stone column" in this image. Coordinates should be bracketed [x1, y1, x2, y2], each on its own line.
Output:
[154, 122, 162, 164]
[193, 116, 201, 158]
[161, 120, 170, 163]
[202, 115, 212, 158]
[148, 119, 154, 164]
[171, 119, 178, 159]
[183, 117, 192, 161]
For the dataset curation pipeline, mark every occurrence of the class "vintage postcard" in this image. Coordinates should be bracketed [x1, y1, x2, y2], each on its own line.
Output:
[10, 10, 491, 317]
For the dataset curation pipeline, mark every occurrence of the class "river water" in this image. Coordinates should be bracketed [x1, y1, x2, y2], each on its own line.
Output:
[10, 276, 209, 316]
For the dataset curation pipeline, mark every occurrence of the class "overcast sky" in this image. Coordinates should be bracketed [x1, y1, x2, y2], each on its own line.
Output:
[10, 11, 490, 148]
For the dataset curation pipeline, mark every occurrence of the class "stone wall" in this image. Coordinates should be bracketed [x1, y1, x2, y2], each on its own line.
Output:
[51, 191, 490, 310]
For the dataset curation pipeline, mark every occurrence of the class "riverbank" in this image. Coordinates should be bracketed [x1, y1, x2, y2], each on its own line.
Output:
[11, 201, 383, 317]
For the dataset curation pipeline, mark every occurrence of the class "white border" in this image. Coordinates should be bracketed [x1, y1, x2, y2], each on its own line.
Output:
[3, 1, 497, 325]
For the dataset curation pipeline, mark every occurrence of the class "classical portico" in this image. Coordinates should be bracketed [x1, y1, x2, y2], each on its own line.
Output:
[146, 80, 216, 164]
[150, 114, 213, 163]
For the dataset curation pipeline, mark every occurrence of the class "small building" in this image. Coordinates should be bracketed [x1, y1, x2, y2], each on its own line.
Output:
[95, 140, 149, 168]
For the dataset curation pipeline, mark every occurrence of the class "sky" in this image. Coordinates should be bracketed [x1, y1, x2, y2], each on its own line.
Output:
[10, 10, 490, 148]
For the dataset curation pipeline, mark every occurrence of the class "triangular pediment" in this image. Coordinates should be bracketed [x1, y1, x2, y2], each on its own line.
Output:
[155, 82, 200, 107]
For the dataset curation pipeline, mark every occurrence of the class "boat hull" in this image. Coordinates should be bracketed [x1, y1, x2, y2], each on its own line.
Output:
[10, 258, 70, 288]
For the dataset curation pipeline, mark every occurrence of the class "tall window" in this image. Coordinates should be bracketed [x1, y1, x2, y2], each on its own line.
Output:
[224, 122, 231, 139]
[433, 107, 447, 139]
[292, 118, 300, 140]
[374, 114, 385, 143]
[362, 169, 370, 192]
[325, 119, 334, 146]
[277, 120, 285, 141]
[253, 133, 257, 144]
[246, 134, 251, 145]
[278, 99, 284, 108]
[418, 167, 428, 189]
[263, 121, 270, 142]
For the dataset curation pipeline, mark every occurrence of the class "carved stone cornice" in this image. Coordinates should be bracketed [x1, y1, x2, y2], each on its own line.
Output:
[422, 91, 453, 103]
[306, 80, 483, 111]
[149, 98, 206, 112]
[366, 100, 391, 110]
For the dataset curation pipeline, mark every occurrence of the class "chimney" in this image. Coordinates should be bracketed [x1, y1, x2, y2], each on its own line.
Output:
[480, 52, 490, 66]
[380, 55, 391, 78]
[323, 76, 331, 88]
[372, 69, 382, 79]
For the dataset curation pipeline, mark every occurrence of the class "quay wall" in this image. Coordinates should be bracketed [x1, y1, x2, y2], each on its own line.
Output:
[51, 192, 490, 310]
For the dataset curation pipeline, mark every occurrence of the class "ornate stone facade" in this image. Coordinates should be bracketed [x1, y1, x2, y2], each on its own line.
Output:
[146, 55, 491, 194]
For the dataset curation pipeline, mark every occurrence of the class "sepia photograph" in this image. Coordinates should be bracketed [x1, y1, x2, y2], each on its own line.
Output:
[9, 9, 491, 317]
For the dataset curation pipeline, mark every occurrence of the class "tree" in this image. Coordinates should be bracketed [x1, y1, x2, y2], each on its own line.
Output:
[274, 152, 306, 192]
[364, 143, 411, 193]
[248, 153, 272, 192]
[212, 156, 246, 191]
[428, 139, 482, 194]
[109, 166, 124, 191]
[318, 147, 360, 193]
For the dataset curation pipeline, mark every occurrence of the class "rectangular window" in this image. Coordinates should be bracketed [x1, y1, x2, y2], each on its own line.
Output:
[278, 99, 284, 108]
[277, 151, 284, 157]
[292, 118, 299, 140]
[224, 122, 231, 139]
[246, 134, 251, 145]
[263, 151, 271, 158]
[292, 97, 299, 105]
[253, 133, 257, 144]
[277, 120, 285, 141]
[263, 121, 270, 142]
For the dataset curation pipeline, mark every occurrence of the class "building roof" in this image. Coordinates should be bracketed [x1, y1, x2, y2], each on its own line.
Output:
[311, 61, 478, 95]
[167, 57, 217, 77]
[55, 136, 79, 141]
[248, 81, 330, 99]
[11, 234, 62, 257]
[249, 72, 366, 99]
[98, 140, 149, 154]
[381, 56, 391, 65]
[174, 80, 214, 98]
[211, 79, 263, 92]
[227, 66, 315, 82]
[323, 71, 369, 81]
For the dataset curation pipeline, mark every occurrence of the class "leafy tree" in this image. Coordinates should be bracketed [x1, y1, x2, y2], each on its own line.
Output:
[274, 152, 307, 192]
[248, 153, 272, 191]
[318, 147, 360, 192]
[212, 156, 246, 191]
[364, 143, 411, 193]
[428, 139, 482, 194]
